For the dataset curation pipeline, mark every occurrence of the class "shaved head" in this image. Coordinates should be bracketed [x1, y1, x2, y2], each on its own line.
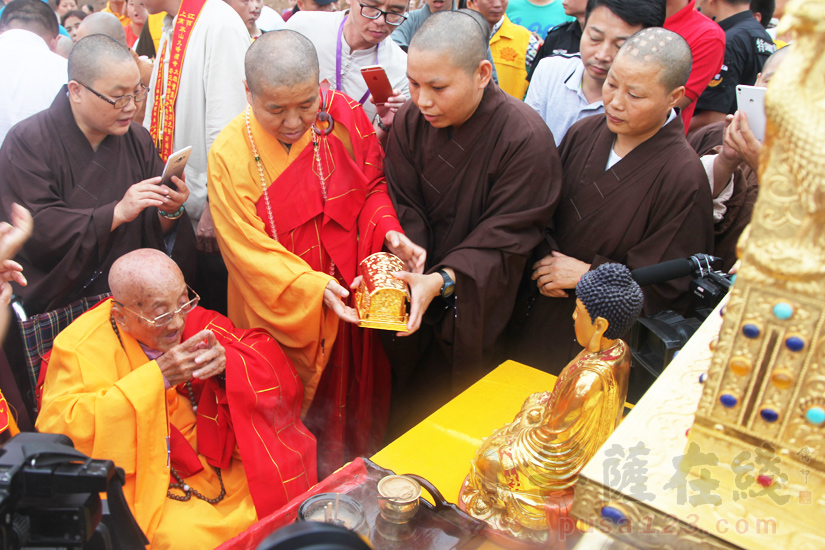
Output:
[68, 34, 134, 85]
[245, 30, 319, 96]
[55, 34, 73, 57]
[409, 11, 487, 74]
[457, 7, 491, 40]
[76, 12, 127, 46]
[616, 27, 691, 92]
[0, 0, 59, 41]
[109, 249, 191, 352]
[109, 249, 183, 308]
[757, 44, 789, 86]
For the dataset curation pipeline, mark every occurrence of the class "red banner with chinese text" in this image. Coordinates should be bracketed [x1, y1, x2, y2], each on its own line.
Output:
[149, 0, 207, 161]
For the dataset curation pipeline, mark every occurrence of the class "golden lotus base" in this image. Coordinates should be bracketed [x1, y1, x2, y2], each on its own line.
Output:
[457, 475, 575, 550]
[357, 316, 409, 331]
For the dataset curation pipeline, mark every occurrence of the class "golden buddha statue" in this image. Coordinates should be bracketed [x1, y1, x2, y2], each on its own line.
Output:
[460, 263, 643, 544]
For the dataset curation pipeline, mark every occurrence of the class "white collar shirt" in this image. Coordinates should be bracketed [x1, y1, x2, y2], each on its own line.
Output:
[524, 53, 604, 146]
[286, 10, 410, 121]
[143, 0, 251, 225]
[0, 29, 68, 148]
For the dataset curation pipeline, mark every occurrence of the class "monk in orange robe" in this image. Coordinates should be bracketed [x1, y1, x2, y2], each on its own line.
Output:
[36, 249, 316, 549]
[208, 31, 425, 477]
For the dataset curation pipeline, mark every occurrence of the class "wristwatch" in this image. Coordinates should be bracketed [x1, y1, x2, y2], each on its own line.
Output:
[437, 269, 455, 299]
[374, 114, 390, 133]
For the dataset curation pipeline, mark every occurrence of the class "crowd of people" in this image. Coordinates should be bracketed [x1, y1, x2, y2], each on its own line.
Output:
[0, 0, 788, 545]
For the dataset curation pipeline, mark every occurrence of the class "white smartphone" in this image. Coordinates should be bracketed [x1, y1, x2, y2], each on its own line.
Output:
[735, 85, 767, 141]
[160, 146, 192, 187]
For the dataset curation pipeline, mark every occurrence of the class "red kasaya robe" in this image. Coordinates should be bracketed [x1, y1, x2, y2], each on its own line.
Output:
[36, 300, 316, 548]
[256, 90, 402, 477]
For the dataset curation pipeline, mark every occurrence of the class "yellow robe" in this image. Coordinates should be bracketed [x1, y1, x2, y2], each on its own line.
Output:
[208, 112, 339, 407]
[35, 301, 257, 550]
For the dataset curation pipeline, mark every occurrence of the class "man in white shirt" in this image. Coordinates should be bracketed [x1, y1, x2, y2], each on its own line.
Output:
[144, 0, 249, 243]
[524, 0, 664, 144]
[286, 0, 409, 140]
[143, 0, 250, 311]
[0, 0, 67, 147]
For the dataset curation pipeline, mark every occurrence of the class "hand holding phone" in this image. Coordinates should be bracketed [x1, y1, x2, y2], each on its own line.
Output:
[160, 146, 193, 188]
[361, 65, 394, 106]
[735, 85, 767, 142]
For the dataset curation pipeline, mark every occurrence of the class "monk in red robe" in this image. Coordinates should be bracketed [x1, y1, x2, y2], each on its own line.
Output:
[36, 249, 316, 549]
[208, 30, 425, 477]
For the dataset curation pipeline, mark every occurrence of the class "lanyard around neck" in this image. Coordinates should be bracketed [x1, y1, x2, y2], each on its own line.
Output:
[336, 14, 379, 105]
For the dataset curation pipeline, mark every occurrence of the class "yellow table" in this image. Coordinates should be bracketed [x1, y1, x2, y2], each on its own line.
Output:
[372, 360, 558, 508]
[371, 361, 560, 549]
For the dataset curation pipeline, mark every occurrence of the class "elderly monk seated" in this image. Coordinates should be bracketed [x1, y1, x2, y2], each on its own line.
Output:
[36, 249, 317, 550]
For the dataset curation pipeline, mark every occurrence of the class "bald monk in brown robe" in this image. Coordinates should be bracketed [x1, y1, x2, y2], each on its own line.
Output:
[75, 12, 153, 124]
[383, 11, 561, 432]
[509, 27, 714, 374]
[0, 34, 194, 315]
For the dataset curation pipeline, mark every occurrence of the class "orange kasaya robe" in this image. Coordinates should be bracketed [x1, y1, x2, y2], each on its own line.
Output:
[208, 90, 403, 477]
[35, 299, 317, 549]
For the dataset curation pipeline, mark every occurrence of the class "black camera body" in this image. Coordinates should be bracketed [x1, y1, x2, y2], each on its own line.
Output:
[0, 433, 147, 550]
[628, 254, 733, 402]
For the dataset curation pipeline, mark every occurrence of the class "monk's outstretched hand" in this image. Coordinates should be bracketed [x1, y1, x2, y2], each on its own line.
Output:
[0, 204, 32, 307]
[385, 230, 426, 274]
[324, 280, 359, 324]
[157, 330, 226, 386]
[392, 271, 444, 337]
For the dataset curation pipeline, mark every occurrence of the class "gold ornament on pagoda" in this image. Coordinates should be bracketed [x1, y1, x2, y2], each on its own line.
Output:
[355, 252, 409, 331]
[683, 0, 825, 546]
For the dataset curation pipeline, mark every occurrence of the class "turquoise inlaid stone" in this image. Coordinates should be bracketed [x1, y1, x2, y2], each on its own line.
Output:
[742, 324, 760, 338]
[805, 406, 825, 426]
[772, 303, 794, 320]
[601, 506, 627, 525]
[720, 394, 738, 408]
[786, 336, 805, 352]
[760, 409, 779, 423]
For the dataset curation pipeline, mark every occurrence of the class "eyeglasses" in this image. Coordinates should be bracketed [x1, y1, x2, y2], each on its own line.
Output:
[76, 81, 149, 109]
[359, 3, 407, 26]
[114, 286, 200, 327]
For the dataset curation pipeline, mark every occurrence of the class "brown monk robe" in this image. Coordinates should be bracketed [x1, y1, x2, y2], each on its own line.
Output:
[383, 12, 561, 433]
[0, 35, 195, 315]
[509, 28, 714, 375]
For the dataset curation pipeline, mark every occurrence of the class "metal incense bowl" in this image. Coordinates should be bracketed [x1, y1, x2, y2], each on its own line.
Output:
[376, 475, 421, 524]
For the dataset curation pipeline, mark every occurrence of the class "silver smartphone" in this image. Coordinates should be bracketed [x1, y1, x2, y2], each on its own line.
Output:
[735, 85, 767, 141]
[160, 146, 192, 187]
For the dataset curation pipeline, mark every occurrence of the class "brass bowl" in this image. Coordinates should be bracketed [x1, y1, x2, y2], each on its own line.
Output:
[377, 475, 421, 524]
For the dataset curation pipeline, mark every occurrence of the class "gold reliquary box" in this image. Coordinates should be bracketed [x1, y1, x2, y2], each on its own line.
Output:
[355, 252, 409, 331]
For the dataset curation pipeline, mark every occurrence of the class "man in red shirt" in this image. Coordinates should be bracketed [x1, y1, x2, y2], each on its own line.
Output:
[664, 0, 725, 130]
